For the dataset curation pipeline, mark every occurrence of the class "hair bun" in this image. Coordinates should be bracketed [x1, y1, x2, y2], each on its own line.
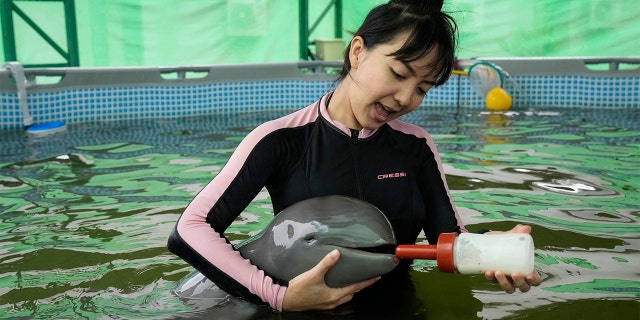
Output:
[389, 0, 444, 15]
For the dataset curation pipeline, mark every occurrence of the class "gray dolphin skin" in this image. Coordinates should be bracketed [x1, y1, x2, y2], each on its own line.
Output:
[174, 195, 399, 303]
[238, 195, 399, 287]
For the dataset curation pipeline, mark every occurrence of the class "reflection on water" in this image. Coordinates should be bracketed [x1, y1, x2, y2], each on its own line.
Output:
[0, 107, 638, 319]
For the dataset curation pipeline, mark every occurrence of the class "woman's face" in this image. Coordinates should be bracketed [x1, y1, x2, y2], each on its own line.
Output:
[344, 32, 439, 130]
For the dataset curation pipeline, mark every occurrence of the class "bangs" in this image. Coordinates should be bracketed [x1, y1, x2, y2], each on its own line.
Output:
[388, 15, 457, 87]
[337, 2, 458, 86]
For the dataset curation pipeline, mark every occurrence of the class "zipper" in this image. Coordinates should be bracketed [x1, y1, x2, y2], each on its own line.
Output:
[350, 129, 364, 198]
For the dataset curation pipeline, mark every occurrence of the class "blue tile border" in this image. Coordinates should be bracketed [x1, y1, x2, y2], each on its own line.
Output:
[457, 75, 640, 109]
[1, 74, 638, 129]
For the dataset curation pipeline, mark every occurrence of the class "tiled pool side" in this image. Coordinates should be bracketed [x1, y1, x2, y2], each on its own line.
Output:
[1, 61, 638, 129]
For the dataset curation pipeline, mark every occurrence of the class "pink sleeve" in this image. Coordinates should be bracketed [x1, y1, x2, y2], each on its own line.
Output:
[176, 201, 287, 310]
[175, 104, 320, 311]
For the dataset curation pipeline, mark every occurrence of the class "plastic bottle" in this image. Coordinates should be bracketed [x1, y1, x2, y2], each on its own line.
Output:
[395, 232, 535, 275]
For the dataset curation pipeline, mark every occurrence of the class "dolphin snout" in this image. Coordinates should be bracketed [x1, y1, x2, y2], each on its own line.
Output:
[324, 246, 399, 288]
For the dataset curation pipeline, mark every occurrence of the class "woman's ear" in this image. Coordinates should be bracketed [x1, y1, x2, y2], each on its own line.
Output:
[348, 36, 365, 69]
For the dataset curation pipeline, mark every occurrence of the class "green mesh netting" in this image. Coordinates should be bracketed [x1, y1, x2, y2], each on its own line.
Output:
[2, 0, 639, 67]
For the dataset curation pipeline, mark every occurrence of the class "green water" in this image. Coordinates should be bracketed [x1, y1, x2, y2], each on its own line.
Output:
[0, 108, 638, 319]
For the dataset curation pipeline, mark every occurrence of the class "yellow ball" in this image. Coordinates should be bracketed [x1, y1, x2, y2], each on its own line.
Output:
[485, 87, 512, 111]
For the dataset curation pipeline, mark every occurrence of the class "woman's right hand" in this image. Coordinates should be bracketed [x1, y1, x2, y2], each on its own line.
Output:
[281, 249, 381, 311]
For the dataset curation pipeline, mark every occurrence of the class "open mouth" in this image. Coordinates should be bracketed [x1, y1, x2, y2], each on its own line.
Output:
[374, 102, 396, 121]
[347, 244, 400, 265]
[357, 244, 397, 255]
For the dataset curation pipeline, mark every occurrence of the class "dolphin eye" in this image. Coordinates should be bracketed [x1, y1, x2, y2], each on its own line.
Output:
[304, 234, 315, 243]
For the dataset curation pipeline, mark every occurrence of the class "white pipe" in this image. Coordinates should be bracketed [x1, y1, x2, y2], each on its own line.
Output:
[2, 61, 33, 127]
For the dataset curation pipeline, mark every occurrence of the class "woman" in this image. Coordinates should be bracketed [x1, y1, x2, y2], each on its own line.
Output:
[168, 0, 541, 312]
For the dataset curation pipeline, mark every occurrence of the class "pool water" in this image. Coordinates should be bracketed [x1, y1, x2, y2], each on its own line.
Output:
[0, 107, 638, 319]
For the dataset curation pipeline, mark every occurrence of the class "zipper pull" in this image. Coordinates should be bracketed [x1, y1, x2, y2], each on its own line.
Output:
[350, 128, 359, 143]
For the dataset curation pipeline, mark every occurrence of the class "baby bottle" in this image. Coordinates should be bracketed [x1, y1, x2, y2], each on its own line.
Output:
[395, 232, 535, 275]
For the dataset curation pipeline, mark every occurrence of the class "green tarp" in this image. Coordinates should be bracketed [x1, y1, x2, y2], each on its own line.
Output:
[2, 0, 639, 67]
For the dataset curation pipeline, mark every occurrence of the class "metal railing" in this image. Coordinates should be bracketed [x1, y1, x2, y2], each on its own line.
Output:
[299, 0, 343, 60]
[0, 0, 79, 68]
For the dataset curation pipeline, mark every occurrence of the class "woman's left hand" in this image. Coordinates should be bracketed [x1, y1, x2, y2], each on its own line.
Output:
[483, 224, 543, 293]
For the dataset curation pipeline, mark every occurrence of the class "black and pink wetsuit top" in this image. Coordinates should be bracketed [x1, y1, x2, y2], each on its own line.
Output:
[167, 93, 467, 311]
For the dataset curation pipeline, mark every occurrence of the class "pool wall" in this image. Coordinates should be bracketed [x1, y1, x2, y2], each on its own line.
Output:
[0, 57, 638, 129]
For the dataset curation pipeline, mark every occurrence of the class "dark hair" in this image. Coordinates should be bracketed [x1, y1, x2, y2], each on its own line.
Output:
[337, 0, 457, 87]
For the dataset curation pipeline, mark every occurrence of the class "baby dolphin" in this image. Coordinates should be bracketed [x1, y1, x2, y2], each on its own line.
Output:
[239, 195, 399, 287]
[173, 195, 399, 303]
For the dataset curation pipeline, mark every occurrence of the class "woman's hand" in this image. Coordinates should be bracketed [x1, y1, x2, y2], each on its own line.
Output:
[484, 224, 543, 293]
[281, 249, 380, 311]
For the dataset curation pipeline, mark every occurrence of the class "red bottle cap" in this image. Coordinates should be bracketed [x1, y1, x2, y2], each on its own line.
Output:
[436, 233, 457, 273]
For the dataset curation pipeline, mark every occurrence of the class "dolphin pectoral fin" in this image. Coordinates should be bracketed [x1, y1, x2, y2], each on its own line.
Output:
[172, 270, 231, 303]
[173, 270, 262, 317]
